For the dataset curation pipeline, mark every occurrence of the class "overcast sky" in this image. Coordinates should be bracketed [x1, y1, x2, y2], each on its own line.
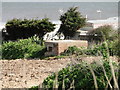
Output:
[1, 0, 119, 2]
[0, 0, 119, 22]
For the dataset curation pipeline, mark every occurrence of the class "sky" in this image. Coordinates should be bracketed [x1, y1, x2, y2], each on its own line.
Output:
[0, 0, 119, 22]
[0, 0, 119, 2]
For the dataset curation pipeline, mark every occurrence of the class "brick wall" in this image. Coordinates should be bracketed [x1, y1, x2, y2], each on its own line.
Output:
[58, 40, 88, 55]
[45, 40, 88, 56]
[45, 42, 58, 56]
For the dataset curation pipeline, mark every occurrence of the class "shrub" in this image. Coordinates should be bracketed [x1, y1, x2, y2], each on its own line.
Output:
[87, 25, 117, 42]
[109, 40, 120, 57]
[86, 42, 109, 59]
[61, 46, 85, 56]
[62, 41, 119, 57]
[30, 60, 119, 89]
[2, 36, 46, 59]
[29, 86, 38, 90]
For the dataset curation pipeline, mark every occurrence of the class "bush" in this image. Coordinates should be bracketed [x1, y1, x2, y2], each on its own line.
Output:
[30, 60, 119, 89]
[87, 25, 117, 42]
[29, 86, 38, 90]
[61, 46, 85, 56]
[90, 41, 119, 57]
[62, 41, 119, 58]
[109, 40, 120, 57]
[85, 42, 109, 58]
[2, 36, 46, 59]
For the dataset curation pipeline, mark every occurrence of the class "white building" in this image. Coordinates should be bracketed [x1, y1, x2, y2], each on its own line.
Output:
[43, 21, 65, 40]
[0, 22, 5, 30]
[71, 17, 118, 40]
[86, 17, 118, 30]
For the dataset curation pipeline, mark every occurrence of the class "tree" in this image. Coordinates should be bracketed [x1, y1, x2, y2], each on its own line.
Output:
[2, 18, 56, 41]
[58, 7, 86, 39]
[87, 25, 118, 42]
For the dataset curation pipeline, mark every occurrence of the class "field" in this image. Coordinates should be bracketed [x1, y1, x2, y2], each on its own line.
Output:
[0, 56, 118, 88]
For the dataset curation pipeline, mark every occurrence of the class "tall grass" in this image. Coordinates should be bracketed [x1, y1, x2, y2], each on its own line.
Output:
[103, 41, 119, 89]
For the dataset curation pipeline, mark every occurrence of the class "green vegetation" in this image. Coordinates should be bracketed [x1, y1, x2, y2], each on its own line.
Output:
[88, 25, 118, 42]
[2, 36, 46, 59]
[1, 6, 119, 89]
[2, 18, 55, 41]
[30, 40, 120, 89]
[61, 46, 86, 56]
[61, 40, 119, 58]
[86, 25, 119, 58]
[42, 60, 119, 89]
[58, 7, 86, 38]
[30, 59, 119, 89]
[117, 29, 120, 57]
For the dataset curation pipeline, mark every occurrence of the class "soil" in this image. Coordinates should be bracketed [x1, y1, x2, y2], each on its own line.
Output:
[0, 56, 118, 88]
[0, 58, 71, 88]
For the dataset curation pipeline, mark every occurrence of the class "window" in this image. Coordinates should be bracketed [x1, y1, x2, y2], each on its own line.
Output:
[48, 46, 53, 52]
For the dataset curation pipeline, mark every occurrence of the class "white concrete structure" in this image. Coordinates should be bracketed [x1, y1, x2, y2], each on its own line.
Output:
[71, 30, 88, 40]
[86, 17, 118, 30]
[71, 17, 118, 40]
[43, 21, 65, 40]
[0, 22, 5, 30]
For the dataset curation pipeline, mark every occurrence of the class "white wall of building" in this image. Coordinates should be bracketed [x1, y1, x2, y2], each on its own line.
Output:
[86, 17, 118, 30]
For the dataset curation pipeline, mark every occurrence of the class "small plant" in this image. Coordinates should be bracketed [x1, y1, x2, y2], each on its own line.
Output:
[29, 86, 38, 90]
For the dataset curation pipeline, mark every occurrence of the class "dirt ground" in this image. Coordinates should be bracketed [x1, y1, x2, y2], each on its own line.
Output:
[0, 58, 71, 88]
[0, 56, 118, 88]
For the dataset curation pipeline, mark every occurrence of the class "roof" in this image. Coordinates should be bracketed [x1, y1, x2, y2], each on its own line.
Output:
[45, 40, 87, 43]
[87, 17, 118, 24]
